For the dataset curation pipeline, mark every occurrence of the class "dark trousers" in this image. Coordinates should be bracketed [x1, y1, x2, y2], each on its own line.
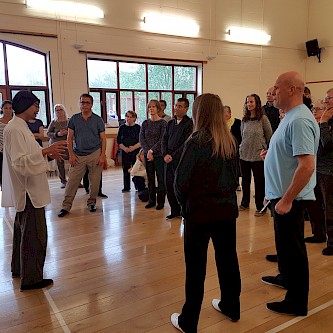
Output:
[121, 151, 137, 190]
[240, 159, 265, 211]
[83, 168, 103, 194]
[145, 156, 166, 205]
[165, 160, 181, 215]
[304, 182, 326, 239]
[11, 195, 47, 286]
[317, 173, 333, 248]
[271, 199, 308, 310]
[178, 218, 241, 333]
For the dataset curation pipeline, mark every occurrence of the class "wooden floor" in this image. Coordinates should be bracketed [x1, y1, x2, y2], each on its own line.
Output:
[1, 167, 333, 333]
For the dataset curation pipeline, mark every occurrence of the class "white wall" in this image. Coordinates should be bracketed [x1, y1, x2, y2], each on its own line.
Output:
[0, 0, 323, 119]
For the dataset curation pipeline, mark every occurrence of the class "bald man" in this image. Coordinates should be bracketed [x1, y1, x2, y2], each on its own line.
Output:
[262, 71, 319, 316]
[263, 86, 280, 132]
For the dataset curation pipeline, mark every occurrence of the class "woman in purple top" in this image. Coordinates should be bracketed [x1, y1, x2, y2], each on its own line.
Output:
[139, 100, 167, 210]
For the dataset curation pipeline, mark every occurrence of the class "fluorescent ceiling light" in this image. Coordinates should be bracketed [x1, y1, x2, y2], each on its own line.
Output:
[226, 27, 271, 45]
[142, 13, 200, 37]
[26, 0, 104, 19]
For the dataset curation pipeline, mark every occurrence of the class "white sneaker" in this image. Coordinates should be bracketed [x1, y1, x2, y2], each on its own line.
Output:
[212, 299, 221, 312]
[170, 313, 184, 332]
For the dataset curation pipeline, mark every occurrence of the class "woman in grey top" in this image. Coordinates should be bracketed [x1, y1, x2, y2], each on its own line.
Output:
[239, 94, 272, 216]
[139, 100, 167, 209]
[47, 104, 69, 188]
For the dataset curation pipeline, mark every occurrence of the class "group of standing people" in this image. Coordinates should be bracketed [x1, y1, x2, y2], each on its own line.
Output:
[1, 70, 332, 333]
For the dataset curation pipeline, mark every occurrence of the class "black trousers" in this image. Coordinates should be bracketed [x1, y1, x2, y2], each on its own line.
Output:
[0, 151, 3, 189]
[145, 155, 165, 205]
[165, 160, 181, 215]
[121, 151, 137, 190]
[271, 199, 308, 310]
[178, 218, 241, 333]
[83, 168, 103, 194]
[240, 159, 265, 211]
[304, 182, 326, 239]
[317, 173, 333, 248]
[11, 195, 47, 286]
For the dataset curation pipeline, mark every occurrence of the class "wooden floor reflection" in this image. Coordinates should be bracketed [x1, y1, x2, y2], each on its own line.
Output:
[0, 168, 333, 332]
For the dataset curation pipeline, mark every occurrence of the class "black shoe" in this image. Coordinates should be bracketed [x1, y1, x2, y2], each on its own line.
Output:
[58, 209, 69, 217]
[304, 236, 326, 243]
[145, 202, 156, 209]
[98, 193, 108, 198]
[60, 183, 66, 189]
[156, 204, 164, 210]
[89, 204, 97, 212]
[20, 279, 53, 291]
[265, 254, 278, 262]
[266, 300, 307, 316]
[121, 188, 130, 193]
[12, 273, 20, 278]
[261, 274, 287, 289]
[322, 247, 333, 256]
[166, 214, 181, 220]
[85, 188, 89, 194]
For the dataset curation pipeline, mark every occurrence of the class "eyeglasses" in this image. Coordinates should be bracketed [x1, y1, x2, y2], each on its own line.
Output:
[80, 101, 92, 105]
[324, 95, 333, 100]
[311, 107, 325, 112]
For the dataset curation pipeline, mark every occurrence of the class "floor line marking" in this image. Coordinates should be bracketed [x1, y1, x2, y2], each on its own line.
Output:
[265, 299, 333, 333]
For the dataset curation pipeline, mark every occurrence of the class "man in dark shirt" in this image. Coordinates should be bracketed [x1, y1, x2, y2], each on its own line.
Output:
[58, 93, 106, 217]
[162, 98, 193, 219]
[263, 86, 280, 133]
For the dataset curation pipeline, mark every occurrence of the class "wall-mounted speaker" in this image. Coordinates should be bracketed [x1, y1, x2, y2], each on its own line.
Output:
[305, 39, 321, 62]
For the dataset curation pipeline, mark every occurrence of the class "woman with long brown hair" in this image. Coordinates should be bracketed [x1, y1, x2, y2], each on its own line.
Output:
[171, 93, 241, 333]
[239, 93, 272, 216]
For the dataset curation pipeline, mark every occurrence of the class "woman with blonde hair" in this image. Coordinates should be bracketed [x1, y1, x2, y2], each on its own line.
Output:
[171, 93, 241, 333]
[47, 104, 69, 188]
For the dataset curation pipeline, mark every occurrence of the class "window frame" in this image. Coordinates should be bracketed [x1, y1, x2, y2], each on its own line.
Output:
[0, 40, 51, 125]
[87, 56, 201, 123]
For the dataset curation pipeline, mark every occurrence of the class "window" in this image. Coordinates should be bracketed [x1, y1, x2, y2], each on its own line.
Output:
[88, 57, 200, 124]
[0, 40, 50, 125]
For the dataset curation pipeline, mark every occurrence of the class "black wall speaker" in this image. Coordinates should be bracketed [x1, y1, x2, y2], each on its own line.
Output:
[306, 39, 319, 56]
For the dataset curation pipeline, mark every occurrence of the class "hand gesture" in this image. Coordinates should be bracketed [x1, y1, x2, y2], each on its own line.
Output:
[44, 140, 67, 160]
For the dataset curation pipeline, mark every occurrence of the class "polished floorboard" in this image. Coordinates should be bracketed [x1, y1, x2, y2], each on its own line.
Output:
[0, 168, 332, 333]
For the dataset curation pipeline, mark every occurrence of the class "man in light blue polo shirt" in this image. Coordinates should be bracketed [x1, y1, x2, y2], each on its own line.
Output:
[262, 71, 319, 316]
[58, 93, 106, 217]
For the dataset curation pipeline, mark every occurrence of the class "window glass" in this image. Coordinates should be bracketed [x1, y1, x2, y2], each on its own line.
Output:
[134, 92, 147, 124]
[88, 59, 117, 89]
[0, 43, 5, 85]
[90, 91, 101, 117]
[160, 92, 172, 118]
[120, 91, 133, 119]
[7, 45, 46, 86]
[148, 64, 172, 90]
[106, 92, 117, 124]
[186, 93, 195, 119]
[32, 90, 47, 126]
[119, 62, 145, 89]
[148, 92, 159, 101]
[174, 66, 196, 91]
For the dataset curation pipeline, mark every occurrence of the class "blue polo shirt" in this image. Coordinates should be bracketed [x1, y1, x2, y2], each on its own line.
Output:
[68, 112, 105, 156]
[264, 104, 319, 200]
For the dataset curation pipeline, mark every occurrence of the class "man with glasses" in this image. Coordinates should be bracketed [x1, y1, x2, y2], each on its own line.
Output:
[316, 90, 333, 255]
[162, 98, 193, 219]
[2, 90, 67, 290]
[58, 93, 106, 217]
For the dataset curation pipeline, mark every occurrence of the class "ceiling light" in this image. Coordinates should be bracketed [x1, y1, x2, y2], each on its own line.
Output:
[142, 13, 200, 37]
[226, 27, 271, 45]
[26, 0, 104, 19]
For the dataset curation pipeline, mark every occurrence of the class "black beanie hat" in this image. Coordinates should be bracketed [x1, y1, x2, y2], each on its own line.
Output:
[12, 90, 40, 115]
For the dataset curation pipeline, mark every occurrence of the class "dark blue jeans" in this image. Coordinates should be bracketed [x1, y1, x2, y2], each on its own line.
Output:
[271, 199, 308, 310]
[178, 218, 241, 333]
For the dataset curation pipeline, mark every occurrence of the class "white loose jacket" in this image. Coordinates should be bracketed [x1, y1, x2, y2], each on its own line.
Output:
[1, 116, 50, 212]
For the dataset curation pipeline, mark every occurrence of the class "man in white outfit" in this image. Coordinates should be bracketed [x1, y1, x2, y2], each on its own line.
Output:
[2, 90, 67, 291]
